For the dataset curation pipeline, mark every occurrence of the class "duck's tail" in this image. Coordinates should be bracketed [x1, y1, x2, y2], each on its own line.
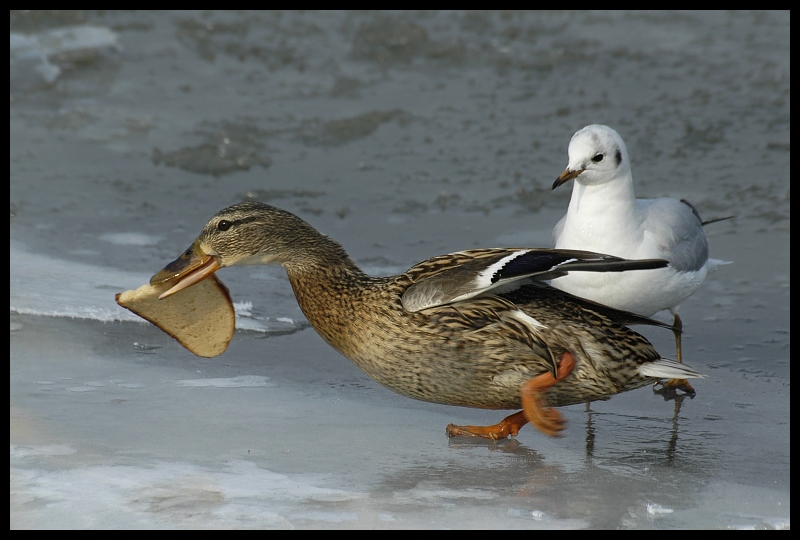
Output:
[638, 359, 705, 380]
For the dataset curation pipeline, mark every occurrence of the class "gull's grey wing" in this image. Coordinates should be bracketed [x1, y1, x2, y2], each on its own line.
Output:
[642, 198, 711, 273]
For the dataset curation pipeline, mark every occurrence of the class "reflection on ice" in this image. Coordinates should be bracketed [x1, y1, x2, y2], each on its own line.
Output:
[99, 232, 162, 246]
[170, 375, 275, 388]
[10, 458, 366, 529]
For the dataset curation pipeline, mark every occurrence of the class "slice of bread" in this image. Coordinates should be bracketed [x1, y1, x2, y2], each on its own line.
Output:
[116, 275, 235, 358]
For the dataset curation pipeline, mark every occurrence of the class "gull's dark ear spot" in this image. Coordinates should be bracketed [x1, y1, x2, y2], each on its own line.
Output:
[614, 149, 622, 167]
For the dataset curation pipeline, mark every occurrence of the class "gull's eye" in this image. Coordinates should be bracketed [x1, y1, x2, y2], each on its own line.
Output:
[217, 220, 232, 232]
[591, 153, 604, 163]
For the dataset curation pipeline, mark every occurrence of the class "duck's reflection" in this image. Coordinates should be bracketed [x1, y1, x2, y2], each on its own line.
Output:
[368, 401, 711, 528]
[446, 394, 694, 467]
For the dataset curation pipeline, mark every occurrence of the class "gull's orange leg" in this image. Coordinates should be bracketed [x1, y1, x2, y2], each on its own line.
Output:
[445, 352, 576, 440]
[446, 411, 529, 441]
[520, 351, 576, 437]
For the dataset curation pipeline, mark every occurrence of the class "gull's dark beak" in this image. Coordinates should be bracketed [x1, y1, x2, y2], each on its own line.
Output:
[552, 168, 584, 190]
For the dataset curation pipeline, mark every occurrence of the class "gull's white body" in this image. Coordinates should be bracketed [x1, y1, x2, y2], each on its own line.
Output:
[551, 124, 729, 321]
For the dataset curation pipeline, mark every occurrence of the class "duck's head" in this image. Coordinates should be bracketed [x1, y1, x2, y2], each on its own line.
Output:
[552, 124, 631, 190]
[150, 201, 320, 299]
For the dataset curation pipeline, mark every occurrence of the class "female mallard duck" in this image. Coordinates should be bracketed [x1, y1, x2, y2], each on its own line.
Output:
[151, 201, 703, 440]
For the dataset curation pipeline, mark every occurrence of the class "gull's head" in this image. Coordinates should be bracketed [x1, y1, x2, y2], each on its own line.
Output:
[553, 124, 632, 189]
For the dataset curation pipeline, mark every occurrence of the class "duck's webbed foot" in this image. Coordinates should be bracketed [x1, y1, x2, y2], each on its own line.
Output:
[520, 351, 576, 437]
[446, 410, 528, 441]
[445, 352, 576, 440]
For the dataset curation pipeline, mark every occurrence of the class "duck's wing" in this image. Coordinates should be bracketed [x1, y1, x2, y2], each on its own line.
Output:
[503, 281, 675, 330]
[401, 248, 668, 312]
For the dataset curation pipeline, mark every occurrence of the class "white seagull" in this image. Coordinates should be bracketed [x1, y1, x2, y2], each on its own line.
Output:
[550, 124, 731, 397]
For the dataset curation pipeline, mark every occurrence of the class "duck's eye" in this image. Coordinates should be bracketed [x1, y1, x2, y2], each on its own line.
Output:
[217, 220, 232, 232]
[591, 153, 604, 163]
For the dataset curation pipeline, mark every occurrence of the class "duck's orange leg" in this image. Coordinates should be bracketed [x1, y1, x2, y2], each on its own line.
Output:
[520, 351, 576, 437]
[445, 352, 576, 440]
[446, 411, 529, 441]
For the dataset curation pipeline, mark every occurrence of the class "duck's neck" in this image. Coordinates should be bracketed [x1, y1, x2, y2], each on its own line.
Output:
[282, 238, 378, 358]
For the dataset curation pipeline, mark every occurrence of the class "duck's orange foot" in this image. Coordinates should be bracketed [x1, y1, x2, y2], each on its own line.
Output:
[653, 378, 696, 400]
[520, 351, 576, 437]
[446, 410, 528, 441]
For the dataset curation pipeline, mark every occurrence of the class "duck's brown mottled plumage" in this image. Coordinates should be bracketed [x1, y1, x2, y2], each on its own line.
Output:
[150, 201, 703, 439]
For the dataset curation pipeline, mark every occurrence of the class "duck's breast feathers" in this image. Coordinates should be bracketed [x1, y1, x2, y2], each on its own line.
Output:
[401, 248, 669, 312]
